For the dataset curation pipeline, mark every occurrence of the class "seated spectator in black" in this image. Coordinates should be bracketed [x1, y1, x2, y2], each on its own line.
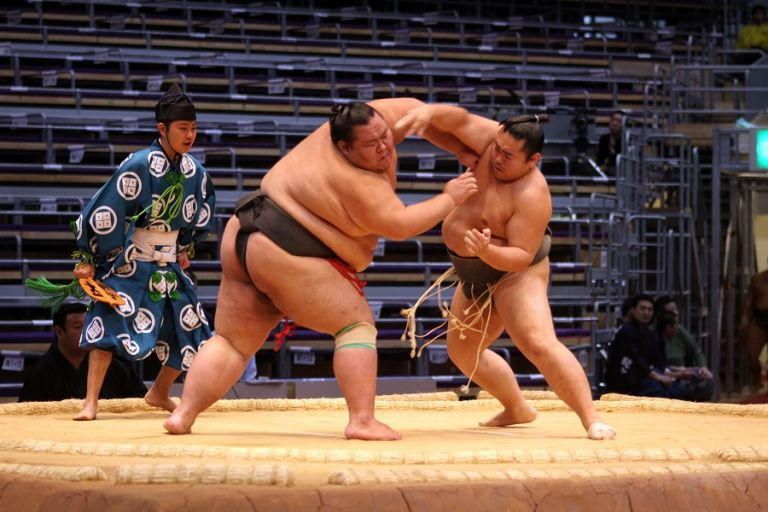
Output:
[596, 111, 623, 176]
[606, 294, 683, 398]
[616, 297, 632, 328]
[655, 310, 714, 402]
[736, 4, 768, 64]
[18, 303, 147, 402]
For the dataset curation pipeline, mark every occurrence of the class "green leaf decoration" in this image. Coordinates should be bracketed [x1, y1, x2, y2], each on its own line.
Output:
[130, 172, 185, 223]
[166, 170, 184, 186]
[71, 250, 94, 266]
[24, 276, 87, 312]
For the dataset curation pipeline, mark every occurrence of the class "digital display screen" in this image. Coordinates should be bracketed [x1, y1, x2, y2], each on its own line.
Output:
[751, 129, 768, 170]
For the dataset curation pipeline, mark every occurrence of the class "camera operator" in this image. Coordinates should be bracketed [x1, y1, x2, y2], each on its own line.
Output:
[597, 111, 623, 176]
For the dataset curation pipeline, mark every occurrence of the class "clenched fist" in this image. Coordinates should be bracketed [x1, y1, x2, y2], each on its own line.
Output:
[464, 227, 492, 256]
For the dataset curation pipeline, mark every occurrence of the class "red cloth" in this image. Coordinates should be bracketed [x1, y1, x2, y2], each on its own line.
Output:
[327, 258, 367, 296]
[273, 319, 295, 352]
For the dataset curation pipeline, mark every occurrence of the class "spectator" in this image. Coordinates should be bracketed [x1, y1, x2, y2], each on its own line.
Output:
[655, 311, 714, 401]
[606, 294, 681, 398]
[596, 111, 623, 175]
[736, 4, 768, 63]
[19, 303, 147, 402]
[617, 297, 633, 328]
[653, 296, 710, 370]
[598, 297, 634, 393]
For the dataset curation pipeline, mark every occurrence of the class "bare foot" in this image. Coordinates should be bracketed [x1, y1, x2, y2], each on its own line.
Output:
[345, 416, 402, 441]
[479, 403, 538, 427]
[587, 421, 616, 440]
[145, 390, 177, 413]
[163, 411, 193, 435]
[73, 402, 97, 421]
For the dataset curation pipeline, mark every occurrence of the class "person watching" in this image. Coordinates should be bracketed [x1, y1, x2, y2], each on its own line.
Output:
[19, 303, 147, 402]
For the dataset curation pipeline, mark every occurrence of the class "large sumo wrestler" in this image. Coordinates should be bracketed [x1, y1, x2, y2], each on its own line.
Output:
[165, 99, 478, 440]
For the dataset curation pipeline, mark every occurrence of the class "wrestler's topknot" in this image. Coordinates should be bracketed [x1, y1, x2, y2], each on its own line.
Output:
[499, 113, 548, 158]
[329, 102, 381, 145]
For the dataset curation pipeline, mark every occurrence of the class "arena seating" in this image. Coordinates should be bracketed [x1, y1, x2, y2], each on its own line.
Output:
[0, 0, 738, 396]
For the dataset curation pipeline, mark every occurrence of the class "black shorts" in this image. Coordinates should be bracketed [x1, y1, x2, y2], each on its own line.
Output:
[449, 228, 551, 300]
[234, 190, 337, 274]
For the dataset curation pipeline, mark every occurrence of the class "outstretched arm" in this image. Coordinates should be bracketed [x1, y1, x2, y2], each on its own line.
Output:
[367, 98, 479, 166]
[394, 104, 499, 162]
[421, 128, 483, 169]
[346, 172, 478, 241]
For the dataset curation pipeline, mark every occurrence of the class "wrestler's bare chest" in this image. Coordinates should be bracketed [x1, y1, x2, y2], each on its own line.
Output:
[443, 183, 515, 254]
[453, 178, 514, 225]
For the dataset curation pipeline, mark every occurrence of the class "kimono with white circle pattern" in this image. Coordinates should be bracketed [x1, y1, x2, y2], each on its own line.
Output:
[75, 139, 215, 370]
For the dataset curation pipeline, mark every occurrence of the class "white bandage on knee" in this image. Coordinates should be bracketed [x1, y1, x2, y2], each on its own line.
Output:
[334, 322, 377, 351]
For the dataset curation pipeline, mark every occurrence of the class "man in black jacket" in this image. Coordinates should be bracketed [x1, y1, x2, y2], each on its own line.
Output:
[606, 294, 683, 398]
[18, 303, 147, 402]
[596, 111, 623, 176]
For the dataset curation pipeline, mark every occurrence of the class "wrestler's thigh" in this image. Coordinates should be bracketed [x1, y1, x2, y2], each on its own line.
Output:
[447, 289, 504, 351]
[493, 259, 557, 352]
[246, 235, 373, 335]
[215, 217, 283, 354]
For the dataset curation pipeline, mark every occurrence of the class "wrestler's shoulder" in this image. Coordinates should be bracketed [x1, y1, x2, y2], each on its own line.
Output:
[523, 169, 551, 194]
[338, 169, 395, 198]
[499, 173, 550, 211]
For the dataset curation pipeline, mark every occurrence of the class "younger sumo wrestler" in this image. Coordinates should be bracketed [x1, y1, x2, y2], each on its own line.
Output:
[72, 84, 215, 420]
[165, 99, 478, 440]
[397, 105, 615, 440]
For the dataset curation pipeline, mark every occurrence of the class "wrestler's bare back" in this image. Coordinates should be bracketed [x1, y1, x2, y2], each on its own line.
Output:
[262, 98, 429, 271]
[260, 125, 387, 270]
